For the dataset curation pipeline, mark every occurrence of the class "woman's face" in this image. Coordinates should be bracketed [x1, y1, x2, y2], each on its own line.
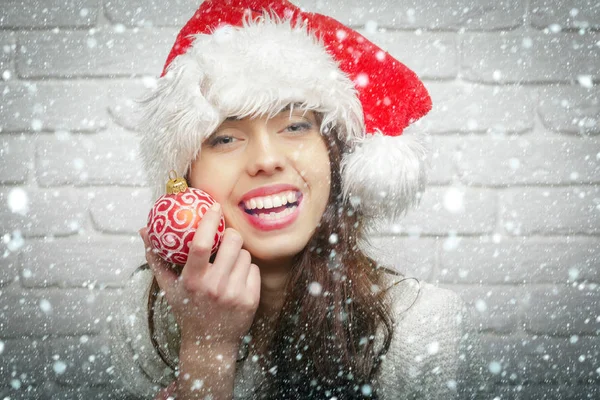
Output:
[188, 108, 331, 267]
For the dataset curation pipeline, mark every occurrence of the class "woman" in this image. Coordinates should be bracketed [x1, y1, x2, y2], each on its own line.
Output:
[110, 0, 488, 399]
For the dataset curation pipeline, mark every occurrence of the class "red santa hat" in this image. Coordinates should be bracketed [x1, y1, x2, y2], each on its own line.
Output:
[138, 0, 432, 221]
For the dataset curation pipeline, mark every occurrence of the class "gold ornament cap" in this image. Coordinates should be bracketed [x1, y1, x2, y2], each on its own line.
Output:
[166, 170, 188, 194]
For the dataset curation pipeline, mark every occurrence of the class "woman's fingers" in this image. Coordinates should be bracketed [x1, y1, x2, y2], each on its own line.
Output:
[139, 227, 178, 293]
[180, 203, 223, 287]
[209, 228, 244, 291]
[246, 263, 262, 304]
[226, 249, 252, 291]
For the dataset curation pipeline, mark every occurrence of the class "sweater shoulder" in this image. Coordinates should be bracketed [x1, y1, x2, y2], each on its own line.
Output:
[381, 272, 466, 326]
[108, 266, 175, 398]
[376, 273, 485, 399]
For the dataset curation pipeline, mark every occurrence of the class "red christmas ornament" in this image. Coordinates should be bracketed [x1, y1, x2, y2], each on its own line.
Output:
[147, 170, 225, 265]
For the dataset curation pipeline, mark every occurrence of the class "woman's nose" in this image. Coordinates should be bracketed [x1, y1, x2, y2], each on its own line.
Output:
[246, 132, 285, 176]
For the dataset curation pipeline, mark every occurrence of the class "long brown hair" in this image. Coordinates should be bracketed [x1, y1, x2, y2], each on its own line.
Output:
[146, 115, 400, 399]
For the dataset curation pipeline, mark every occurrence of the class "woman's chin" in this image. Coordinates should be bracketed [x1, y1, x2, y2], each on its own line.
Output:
[244, 239, 306, 268]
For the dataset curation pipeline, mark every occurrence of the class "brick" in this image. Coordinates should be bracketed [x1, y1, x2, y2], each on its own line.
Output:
[360, 31, 458, 80]
[35, 130, 146, 187]
[461, 32, 600, 84]
[308, 0, 524, 29]
[515, 384, 600, 400]
[0, 188, 89, 237]
[441, 285, 522, 333]
[448, 134, 600, 186]
[423, 135, 458, 185]
[480, 335, 600, 384]
[106, 80, 153, 131]
[17, 29, 175, 78]
[48, 336, 113, 385]
[0, 238, 19, 287]
[538, 85, 600, 136]
[0, 82, 108, 133]
[0, 339, 46, 385]
[0, 288, 118, 337]
[439, 237, 600, 284]
[0, 32, 16, 78]
[372, 187, 497, 236]
[363, 237, 435, 281]
[0, 0, 97, 28]
[0, 385, 48, 400]
[522, 286, 600, 335]
[500, 187, 600, 235]
[530, 0, 600, 30]
[417, 82, 534, 134]
[19, 236, 144, 288]
[89, 187, 153, 234]
[104, 0, 199, 27]
[0, 134, 32, 184]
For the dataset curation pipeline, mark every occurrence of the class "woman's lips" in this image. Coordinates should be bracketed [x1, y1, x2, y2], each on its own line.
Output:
[239, 194, 303, 231]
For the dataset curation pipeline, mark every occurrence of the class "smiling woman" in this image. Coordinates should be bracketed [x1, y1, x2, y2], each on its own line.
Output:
[108, 0, 489, 399]
[189, 108, 331, 265]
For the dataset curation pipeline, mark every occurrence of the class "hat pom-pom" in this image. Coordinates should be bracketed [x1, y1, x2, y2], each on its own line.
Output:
[340, 132, 430, 221]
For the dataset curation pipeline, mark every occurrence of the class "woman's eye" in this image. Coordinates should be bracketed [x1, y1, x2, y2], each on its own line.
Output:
[208, 135, 236, 147]
[285, 122, 312, 133]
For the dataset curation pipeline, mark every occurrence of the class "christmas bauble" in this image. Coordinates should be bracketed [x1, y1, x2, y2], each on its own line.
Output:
[146, 171, 225, 265]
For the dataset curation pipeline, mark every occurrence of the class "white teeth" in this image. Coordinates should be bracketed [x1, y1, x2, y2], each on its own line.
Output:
[256, 205, 297, 220]
[287, 192, 296, 203]
[243, 191, 299, 211]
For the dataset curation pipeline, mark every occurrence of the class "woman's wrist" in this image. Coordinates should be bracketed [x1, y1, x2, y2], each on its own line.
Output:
[179, 337, 240, 363]
[180, 330, 242, 354]
[175, 339, 239, 400]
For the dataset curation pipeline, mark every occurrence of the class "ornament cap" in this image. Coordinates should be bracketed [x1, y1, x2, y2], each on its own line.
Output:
[166, 170, 188, 195]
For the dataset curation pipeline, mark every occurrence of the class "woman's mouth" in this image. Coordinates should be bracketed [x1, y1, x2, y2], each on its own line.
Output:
[239, 191, 303, 231]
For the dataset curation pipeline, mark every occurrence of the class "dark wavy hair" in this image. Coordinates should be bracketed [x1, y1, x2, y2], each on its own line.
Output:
[146, 115, 404, 399]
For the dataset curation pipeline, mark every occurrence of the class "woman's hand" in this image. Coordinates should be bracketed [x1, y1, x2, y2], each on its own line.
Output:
[140, 203, 261, 348]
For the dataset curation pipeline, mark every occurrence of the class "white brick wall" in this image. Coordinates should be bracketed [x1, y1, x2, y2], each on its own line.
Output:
[0, 0, 598, 398]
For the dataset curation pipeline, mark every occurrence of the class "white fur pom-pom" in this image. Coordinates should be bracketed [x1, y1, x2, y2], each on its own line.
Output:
[340, 132, 430, 221]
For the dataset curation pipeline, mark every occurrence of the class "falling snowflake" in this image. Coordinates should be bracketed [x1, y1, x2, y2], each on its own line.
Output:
[308, 281, 322, 296]
[53, 360, 67, 375]
[360, 384, 372, 396]
[40, 299, 52, 314]
[7, 188, 29, 216]
[488, 361, 502, 374]
[427, 341, 440, 355]
[191, 379, 204, 391]
[475, 299, 488, 313]
[354, 73, 369, 87]
[576, 75, 593, 88]
[328, 233, 338, 244]
[443, 187, 464, 213]
[3, 230, 24, 252]
[364, 20, 378, 34]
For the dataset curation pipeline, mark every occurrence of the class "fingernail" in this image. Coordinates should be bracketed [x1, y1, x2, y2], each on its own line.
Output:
[210, 202, 221, 213]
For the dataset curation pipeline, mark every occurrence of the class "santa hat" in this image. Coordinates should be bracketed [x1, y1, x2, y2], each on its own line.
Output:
[137, 0, 432, 221]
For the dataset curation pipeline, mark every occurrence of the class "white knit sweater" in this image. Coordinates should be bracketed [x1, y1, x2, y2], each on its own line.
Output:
[109, 267, 488, 399]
